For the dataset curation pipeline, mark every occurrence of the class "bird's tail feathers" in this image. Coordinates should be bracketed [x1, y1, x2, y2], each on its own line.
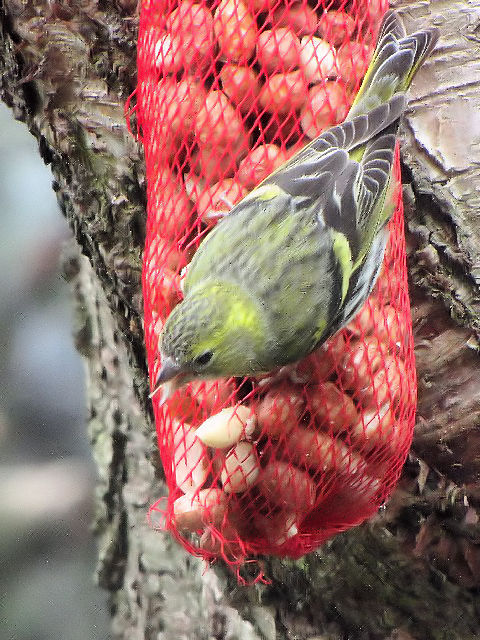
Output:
[348, 10, 439, 119]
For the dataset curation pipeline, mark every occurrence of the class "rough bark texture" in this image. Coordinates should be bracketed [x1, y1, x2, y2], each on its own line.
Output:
[395, 0, 480, 499]
[1, 1, 480, 638]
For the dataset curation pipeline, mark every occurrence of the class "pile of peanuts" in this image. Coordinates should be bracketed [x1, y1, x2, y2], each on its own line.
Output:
[138, 0, 412, 559]
[150, 260, 413, 558]
[138, 0, 387, 232]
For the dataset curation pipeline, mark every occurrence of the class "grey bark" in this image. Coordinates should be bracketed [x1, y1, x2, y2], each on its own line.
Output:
[396, 1, 480, 497]
[1, 1, 480, 639]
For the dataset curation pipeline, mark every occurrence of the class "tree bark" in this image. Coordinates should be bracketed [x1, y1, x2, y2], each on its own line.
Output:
[1, 1, 479, 638]
[395, 0, 480, 499]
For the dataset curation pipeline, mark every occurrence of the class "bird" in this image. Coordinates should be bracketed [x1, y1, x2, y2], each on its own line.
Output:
[151, 9, 439, 398]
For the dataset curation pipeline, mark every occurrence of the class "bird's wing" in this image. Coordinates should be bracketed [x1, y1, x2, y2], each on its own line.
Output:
[184, 95, 404, 297]
[261, 94, 405, 261]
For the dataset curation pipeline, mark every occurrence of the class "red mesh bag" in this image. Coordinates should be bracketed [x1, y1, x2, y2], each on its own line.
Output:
[135, 0, 416, 576]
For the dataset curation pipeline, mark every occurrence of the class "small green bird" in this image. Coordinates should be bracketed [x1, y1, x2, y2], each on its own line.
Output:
[152, 10, 438, 395]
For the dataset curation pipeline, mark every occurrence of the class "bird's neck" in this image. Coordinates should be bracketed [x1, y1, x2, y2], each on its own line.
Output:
[190, 279, 268, 371]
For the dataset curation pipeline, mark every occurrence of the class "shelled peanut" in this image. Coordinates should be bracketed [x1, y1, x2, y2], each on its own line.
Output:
[173, 488, 227, 533]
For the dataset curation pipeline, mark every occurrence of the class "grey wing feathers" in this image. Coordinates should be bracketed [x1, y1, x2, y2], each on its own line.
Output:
[400, 27, 439, 67]
[261, 95, 403, 256]
[311, 93, 405, 155]
[334, 226, 389, 333]
[355, 132, 396, 233]
[263, 94, 404, 204]
[265, 146, 349, 200]
[378, 9, 407, 42]
[347, 12, 438, 120]
[319, 129, 396, 255]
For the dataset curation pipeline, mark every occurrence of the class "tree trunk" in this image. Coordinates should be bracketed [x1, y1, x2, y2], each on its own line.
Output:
[1, 1, 479, 638]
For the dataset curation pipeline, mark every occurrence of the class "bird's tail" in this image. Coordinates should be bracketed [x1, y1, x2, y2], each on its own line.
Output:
[347, 10, 439, 120]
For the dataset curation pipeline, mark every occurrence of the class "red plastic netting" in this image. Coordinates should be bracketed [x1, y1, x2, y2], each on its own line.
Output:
[134, 0, 416, 574]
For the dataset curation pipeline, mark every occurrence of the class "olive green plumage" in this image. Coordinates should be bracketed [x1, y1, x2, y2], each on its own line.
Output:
[153, 10, 439, 391]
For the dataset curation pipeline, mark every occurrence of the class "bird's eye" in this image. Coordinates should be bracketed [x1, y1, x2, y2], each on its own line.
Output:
[194, 351, 213, 368]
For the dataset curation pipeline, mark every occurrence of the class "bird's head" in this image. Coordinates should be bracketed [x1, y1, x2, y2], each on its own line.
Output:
[150, 283, 265, 398]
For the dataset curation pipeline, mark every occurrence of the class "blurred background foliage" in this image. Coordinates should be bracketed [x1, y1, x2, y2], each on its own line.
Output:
[0, 103, 110, 640]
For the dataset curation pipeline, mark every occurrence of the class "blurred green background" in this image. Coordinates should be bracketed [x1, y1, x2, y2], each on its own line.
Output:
[0, 103, 110, 640]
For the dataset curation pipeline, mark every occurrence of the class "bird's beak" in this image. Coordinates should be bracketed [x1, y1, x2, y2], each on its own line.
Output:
[149, 356, 183, 400]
